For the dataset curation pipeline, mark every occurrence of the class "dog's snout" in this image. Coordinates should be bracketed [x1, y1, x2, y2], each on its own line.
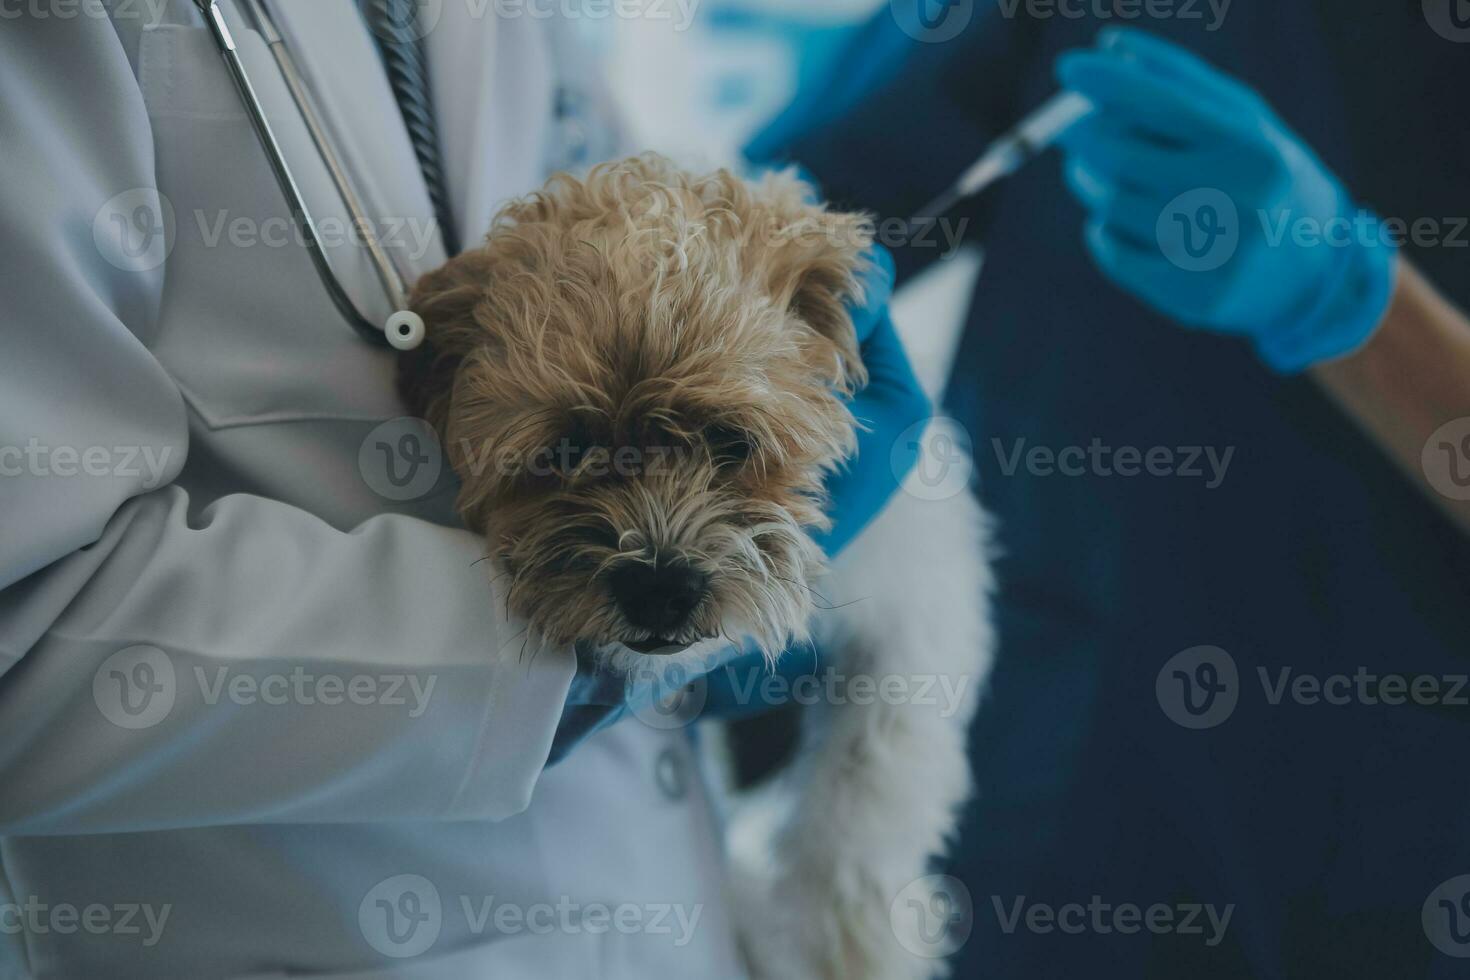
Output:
[609, 560, 710, 636]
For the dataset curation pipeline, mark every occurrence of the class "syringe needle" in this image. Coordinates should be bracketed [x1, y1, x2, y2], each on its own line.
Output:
[905, 91, 1094, 233]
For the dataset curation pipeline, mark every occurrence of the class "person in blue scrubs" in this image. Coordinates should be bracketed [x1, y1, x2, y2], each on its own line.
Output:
[749, 5, 1470, 977]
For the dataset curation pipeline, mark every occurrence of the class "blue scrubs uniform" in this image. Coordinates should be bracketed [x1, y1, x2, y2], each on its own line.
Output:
[750, 3, 1470, 977]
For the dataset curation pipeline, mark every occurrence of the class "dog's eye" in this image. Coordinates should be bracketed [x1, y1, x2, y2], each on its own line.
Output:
[706, 424, 754, 469]
[550, 435, 597, 476]
[548, 417, 601, 477]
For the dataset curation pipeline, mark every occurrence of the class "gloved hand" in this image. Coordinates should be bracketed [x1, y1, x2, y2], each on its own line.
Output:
[692, 244, 932, 721]
[1056, 28, 1398, 373]
[816, 242, 931, 553]
[549, 644, 717, 764]
[549, 247, 930, 755]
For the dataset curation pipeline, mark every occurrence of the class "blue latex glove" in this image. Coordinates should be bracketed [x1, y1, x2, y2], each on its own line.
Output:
[1055, 28, 1397, 373]
[549, 246, 930, 757]
[548, 644, 719, 764]
[815, 243, 931, 554]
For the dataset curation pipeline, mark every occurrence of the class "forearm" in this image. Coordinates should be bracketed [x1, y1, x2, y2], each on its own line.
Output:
[1312, 258, 1470, 534]
[0, 489, 574, 834]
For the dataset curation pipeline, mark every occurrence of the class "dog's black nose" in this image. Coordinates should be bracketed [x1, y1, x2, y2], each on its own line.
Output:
[609, 560, 710, 637]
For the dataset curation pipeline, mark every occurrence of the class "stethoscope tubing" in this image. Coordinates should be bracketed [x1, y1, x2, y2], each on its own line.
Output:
[193, 0, 426, 350]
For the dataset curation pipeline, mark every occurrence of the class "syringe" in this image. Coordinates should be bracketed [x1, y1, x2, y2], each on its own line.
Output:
[907, 91, 1094, 230]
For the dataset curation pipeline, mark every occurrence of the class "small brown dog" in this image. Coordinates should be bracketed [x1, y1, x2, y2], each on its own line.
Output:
[400, 154, 872, 660]
[400, 154, 993, 980]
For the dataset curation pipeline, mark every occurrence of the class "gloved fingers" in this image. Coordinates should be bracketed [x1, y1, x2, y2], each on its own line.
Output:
[849, 243, 897, 346]
[1057, 50, 1237, 149]
[700, 646, 818, 719]
[1064, 160, 1171, 245]
[820, 311, 931, 556]
[1058, 114, 1211, 192]
[1094, 27, 1259, 112]
[1062, 155, 1110, 209]
[854, 309, 927, 404]
[1083, 220, 1201, 320]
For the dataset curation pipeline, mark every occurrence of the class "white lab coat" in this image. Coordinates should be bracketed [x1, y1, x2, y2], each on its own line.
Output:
[0, 2, 742, 977]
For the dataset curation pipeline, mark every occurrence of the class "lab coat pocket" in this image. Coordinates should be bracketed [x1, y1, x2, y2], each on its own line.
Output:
[135, 22, 405, 430]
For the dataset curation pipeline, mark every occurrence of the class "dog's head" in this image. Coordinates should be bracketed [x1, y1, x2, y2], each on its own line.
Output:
[401, 154, 873, 658]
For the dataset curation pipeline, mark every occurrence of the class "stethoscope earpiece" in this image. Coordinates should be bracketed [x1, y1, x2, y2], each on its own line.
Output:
[385, 310, 426, 351]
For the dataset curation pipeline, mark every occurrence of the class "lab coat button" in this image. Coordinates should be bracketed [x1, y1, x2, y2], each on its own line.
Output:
[655, 746, 687, 801]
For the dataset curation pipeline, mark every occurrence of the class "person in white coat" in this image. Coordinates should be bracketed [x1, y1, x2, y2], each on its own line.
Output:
[0, 1, 932, 977]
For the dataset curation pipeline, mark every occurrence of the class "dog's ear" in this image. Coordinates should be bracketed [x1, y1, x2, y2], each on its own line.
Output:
[744, 170, 874, 392]
[397, 249, 500, 433]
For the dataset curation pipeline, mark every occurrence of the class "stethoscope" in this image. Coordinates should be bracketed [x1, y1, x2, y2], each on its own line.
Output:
[194, 0, 1094, 353]
[194, 0, 427, 351]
